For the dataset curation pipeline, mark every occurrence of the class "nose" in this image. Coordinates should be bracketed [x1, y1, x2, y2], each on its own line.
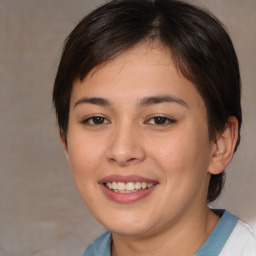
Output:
[106, 123, 146, 166]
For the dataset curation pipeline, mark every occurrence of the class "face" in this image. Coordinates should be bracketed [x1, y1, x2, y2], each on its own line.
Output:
[64, 43, 216, 237]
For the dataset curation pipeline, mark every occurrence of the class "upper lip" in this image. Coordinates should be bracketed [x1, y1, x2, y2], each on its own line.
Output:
[99, 175, 158, 184]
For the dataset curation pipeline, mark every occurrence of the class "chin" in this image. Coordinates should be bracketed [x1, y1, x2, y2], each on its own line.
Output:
[101, 215, 157, 237]
[109, 225, 151, 237]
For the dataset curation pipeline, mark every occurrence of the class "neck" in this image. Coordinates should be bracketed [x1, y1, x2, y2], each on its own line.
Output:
[111, 207, 220, 256]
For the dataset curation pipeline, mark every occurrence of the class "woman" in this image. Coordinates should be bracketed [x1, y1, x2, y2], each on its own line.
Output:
[53, 0, 255, 255]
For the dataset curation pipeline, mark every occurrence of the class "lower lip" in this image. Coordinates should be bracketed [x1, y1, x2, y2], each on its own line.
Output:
[100, 184, 157, 204]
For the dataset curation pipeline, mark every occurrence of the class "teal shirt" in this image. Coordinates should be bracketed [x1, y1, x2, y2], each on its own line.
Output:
[82, 210, 238, 256]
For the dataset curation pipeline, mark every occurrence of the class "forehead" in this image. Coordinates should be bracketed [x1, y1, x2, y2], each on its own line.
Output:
[90, 42, 174, 78]
[70, 42, 205, 112]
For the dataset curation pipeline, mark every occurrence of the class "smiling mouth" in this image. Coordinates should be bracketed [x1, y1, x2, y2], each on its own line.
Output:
[104, 181, 157, 193]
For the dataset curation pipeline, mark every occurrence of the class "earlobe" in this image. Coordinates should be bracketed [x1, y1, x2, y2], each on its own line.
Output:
[208, 116, 239, 175]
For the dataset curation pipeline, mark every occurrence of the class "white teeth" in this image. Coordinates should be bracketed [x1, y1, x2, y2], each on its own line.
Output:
[135, 182, 142, 189]
[107, 182, 112, 189]
[147, 183, 154, 188]
[141, 182, 147, 189]
[112, 182, 118, 190]
[105, 181, 155, 192]
[126, 182, 135, 191]
[117, 182, 126, 190]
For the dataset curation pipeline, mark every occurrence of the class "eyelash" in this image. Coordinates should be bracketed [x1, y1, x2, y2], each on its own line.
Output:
[81, 116, 110, 125]
[81, 115, 176, 126]
[145, 116, 176, 126]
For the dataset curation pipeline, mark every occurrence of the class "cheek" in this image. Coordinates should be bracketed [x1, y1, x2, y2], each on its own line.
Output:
[148, 130, 211, 212]
[66, 131, 104, 183]
[66, 136, 105, 209]
[148, 124, 211, 180]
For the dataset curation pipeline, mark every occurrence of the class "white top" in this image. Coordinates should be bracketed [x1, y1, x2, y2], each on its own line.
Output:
[220, 220, 256, 256]
[82, 210, 256, 256]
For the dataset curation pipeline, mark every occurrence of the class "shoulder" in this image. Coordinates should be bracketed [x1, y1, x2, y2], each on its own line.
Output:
[82, 231, 112, 256]
[195, 210, 256, 256]
[220, 219, 256, 256]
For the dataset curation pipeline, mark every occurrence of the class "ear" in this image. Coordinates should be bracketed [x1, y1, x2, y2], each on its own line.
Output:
[208, 116, 239, 175]
[59, 129, 69, 160]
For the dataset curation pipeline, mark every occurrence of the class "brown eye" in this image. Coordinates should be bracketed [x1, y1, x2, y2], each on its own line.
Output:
[92, 116, 105, 124]
[146, 116, 176, 126]
[82, 116, 110, 125]
[153, 117, 168, 124]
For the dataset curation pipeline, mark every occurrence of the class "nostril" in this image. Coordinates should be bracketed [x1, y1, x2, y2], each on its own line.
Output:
[127, 158, 137, 162]
[109, 157, 116, 163]
[108, 156, 142, 166]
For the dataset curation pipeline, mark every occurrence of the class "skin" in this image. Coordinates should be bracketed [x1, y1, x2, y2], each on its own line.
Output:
[61, 42, 238, 256]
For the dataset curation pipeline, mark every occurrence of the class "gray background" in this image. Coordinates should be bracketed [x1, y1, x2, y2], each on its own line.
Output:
[0, 0, 255, 255]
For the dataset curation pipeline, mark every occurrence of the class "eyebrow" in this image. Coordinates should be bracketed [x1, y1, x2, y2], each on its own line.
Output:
[138, 95, 189, 108]
[74, 95, 189, 108]
[74, 97, 111, 108]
